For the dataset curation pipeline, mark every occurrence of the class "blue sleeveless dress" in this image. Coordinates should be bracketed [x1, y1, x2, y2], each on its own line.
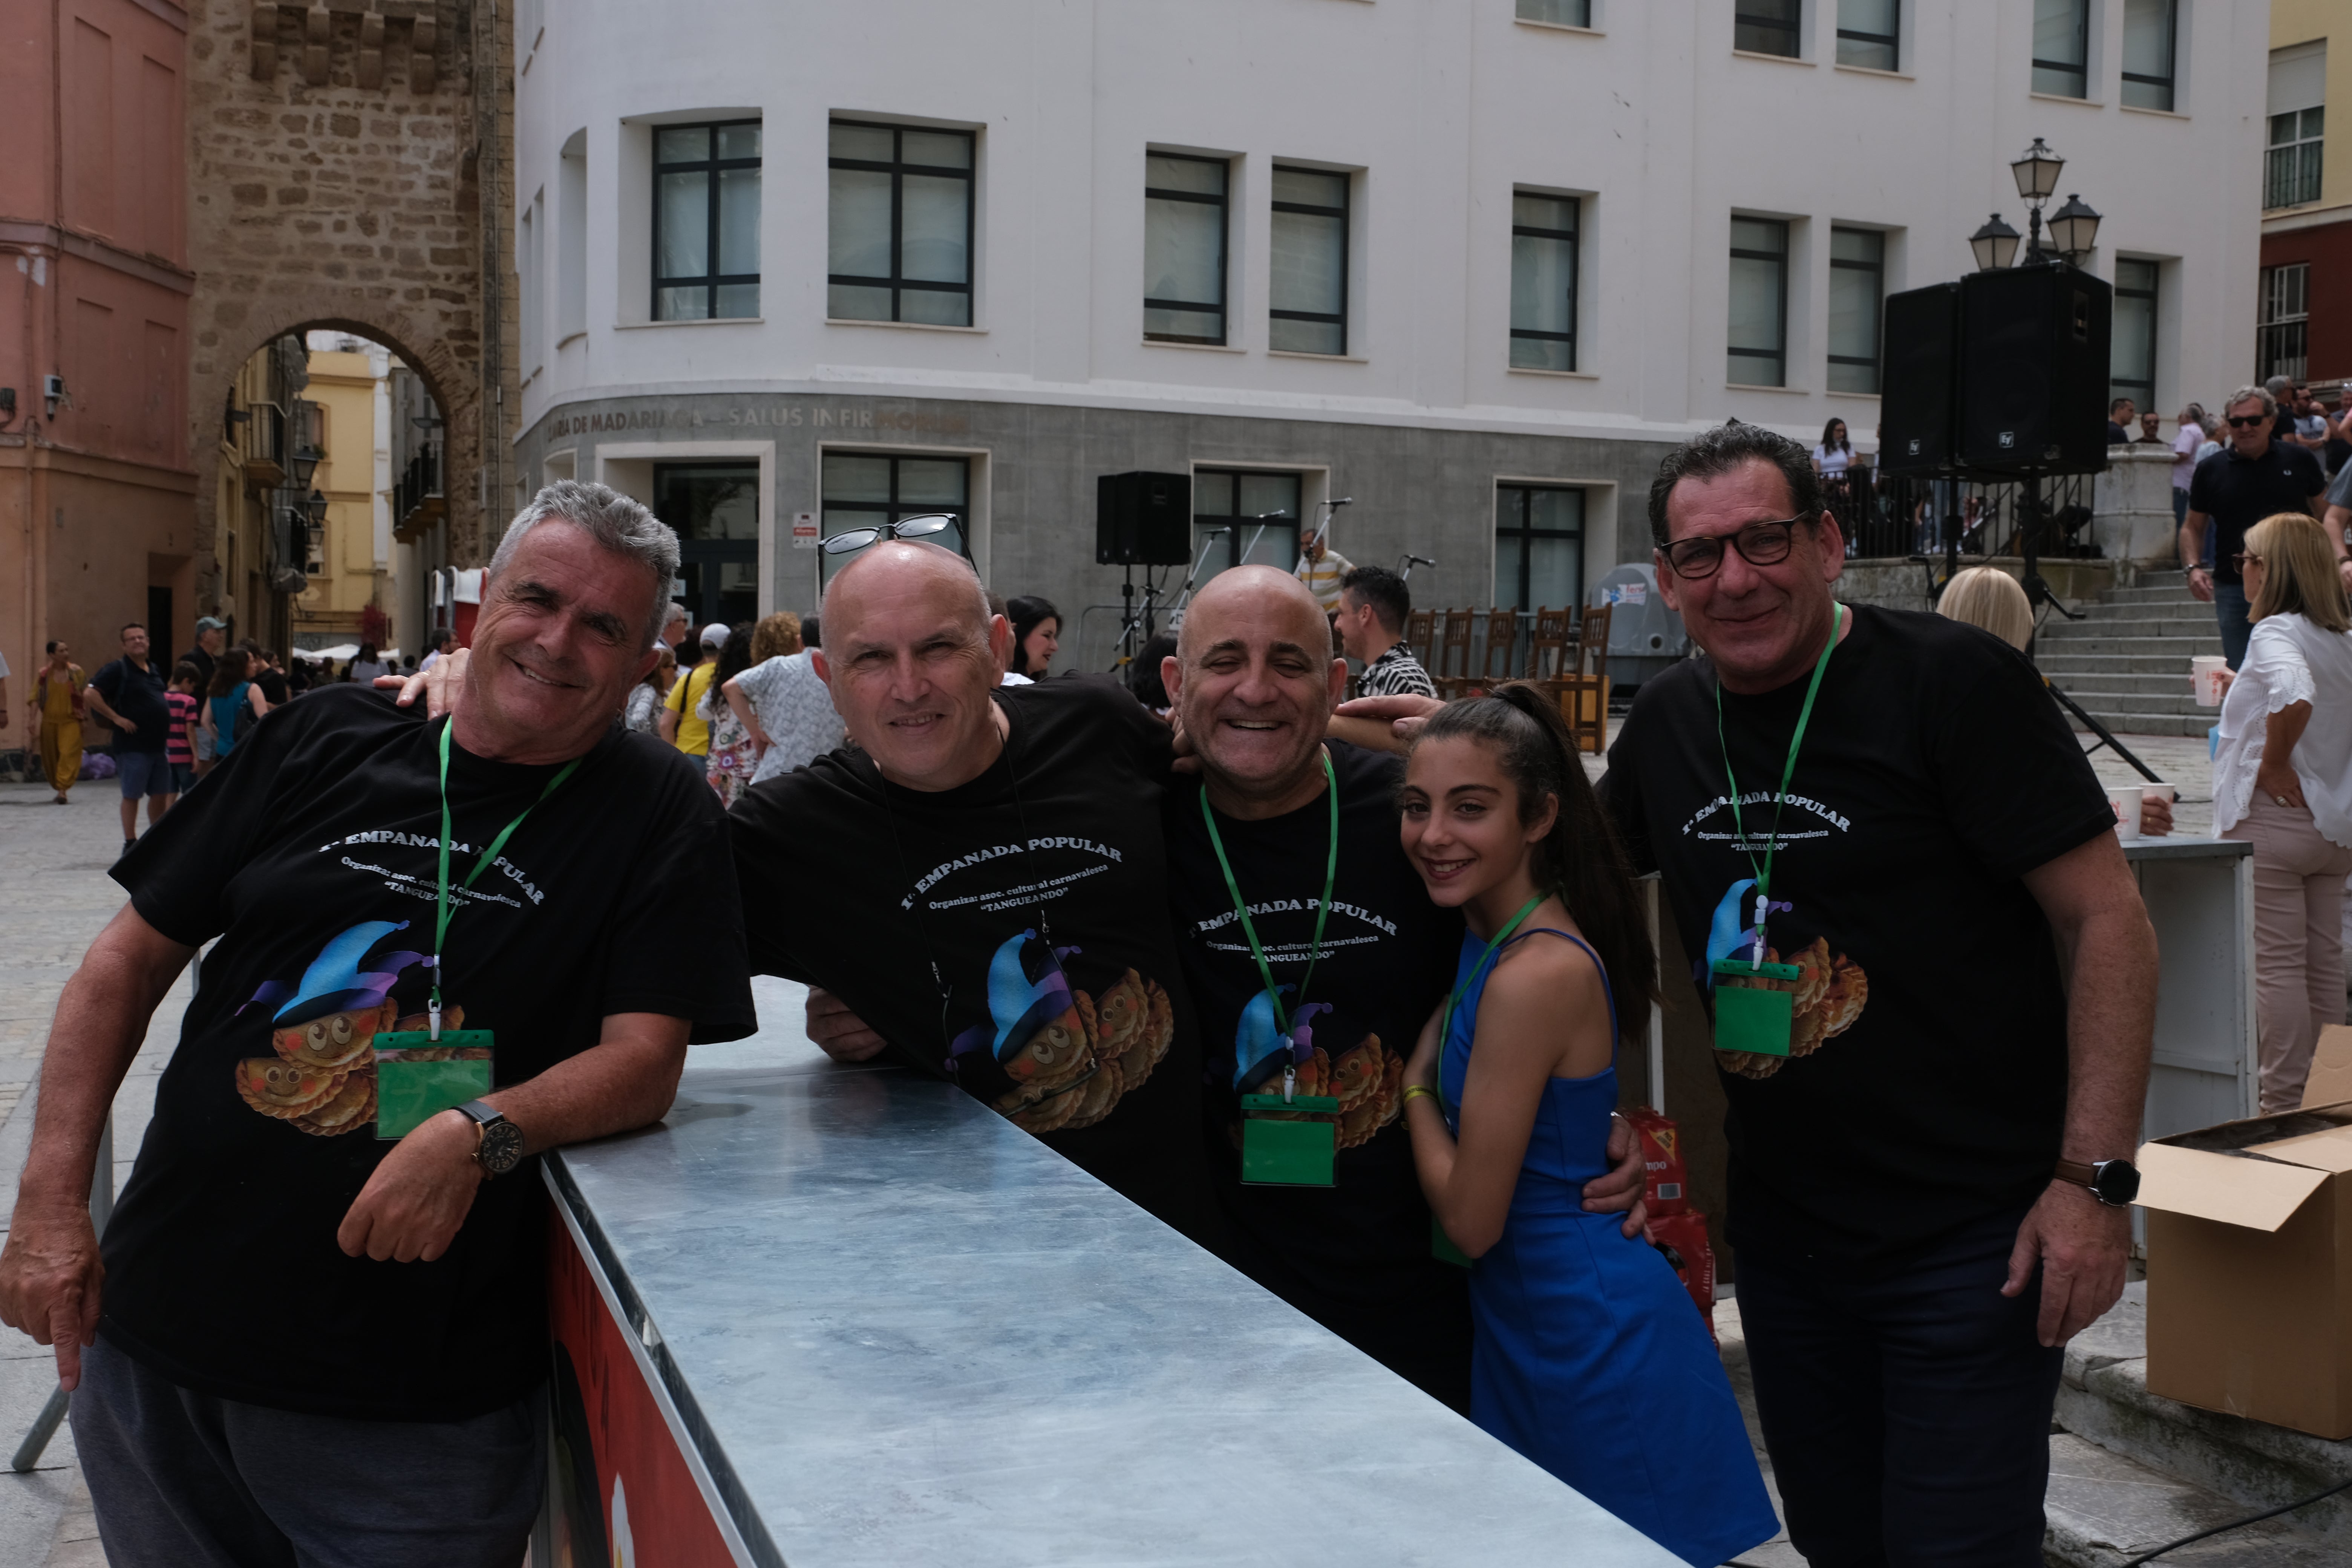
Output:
[1441, 927, 1777, 1568]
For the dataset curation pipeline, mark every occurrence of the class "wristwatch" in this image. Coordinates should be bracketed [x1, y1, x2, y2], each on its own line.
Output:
[2055, 1156, 2141, 1207]
[455, 1099, 526, 1177]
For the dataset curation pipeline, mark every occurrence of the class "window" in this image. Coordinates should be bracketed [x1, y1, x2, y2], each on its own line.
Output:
[819, 452, 970, 586]
[1270, 167, 1349, 355]
[652, 121, 761, 321]
[1827, 227, 1883, 395]
[2110, 258, 2158, 413]
[2258, 263, 2309, 385]
[558, 140, 586, 341]
[2121, 0, 2176, 112]
[828, 121, 975, 326]
[2269, 43, 2328, 209]
[1192, 470, 1302, 582]
[520, 189, 543, 374]
[2269, 108, 2327, 209]
[1516, 0, 1591, 24]
[1735, 0, 1800, 58]
[656, 463, 763, 624]
[1510, 193, 1579, 372]
[1835, 0, 1897, 70]
[1727, 217, 1788, 387]
[1144, 154, 1229, 345]
[2032, 0, 2090, 99]
[1494, 485, 1585, 615]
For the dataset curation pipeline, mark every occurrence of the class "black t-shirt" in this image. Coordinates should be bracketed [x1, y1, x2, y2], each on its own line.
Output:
[1164, 744, 1469, 1401]
[103, 685, 756, 1420]
[2189, 441, 2325, 586]
[91, 657, 169, 753]
[253, 666, 290, 706]
[1599, 606, 2113, 1266]
[2105, 421, 2132, 445]
[179, 646, 217, 692]
[729, 678, 1213, 1241]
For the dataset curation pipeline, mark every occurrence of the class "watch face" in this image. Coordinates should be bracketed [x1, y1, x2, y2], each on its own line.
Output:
[2093, 1159, 2141, 1206]
[478, 1119, 527, 1176]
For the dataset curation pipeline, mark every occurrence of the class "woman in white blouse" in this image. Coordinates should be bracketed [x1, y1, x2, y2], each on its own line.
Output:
[2212, 511, 2352, 1112]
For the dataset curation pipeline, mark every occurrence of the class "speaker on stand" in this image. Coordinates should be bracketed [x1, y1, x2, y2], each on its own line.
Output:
[1095, 471, 1193, 671]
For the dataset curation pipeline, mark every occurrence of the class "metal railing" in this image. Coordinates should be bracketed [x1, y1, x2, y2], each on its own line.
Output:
[395, 443, 441, 527]
[1826, 470, 2099, 561]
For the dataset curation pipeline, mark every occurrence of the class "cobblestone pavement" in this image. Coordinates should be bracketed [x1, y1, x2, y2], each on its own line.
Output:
[0, 781, 188, 1566]
[0, 733, 2239, 1564]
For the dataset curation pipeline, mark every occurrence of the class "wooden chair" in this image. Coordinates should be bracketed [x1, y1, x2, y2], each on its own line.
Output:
[1479, 608, 1520, 684]
[1405, 608, 1436, 667]
[1524, 606, 1570, 679]
[1532, 604, 1614, 753]
[1433, 610, 1474, 684]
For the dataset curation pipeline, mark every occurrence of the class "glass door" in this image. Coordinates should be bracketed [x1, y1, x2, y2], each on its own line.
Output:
[655, 462, 761, 628]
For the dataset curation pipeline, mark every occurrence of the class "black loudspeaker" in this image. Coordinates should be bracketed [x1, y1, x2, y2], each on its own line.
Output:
[1880, 283, 1960, 475]
[1095, 471, 1192, 565]
[1958, 264, 2113, 475]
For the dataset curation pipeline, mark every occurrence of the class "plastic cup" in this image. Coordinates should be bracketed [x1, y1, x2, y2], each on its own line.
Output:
[2108, 786, 2144, 841]
[2191, 655, 2228, 706]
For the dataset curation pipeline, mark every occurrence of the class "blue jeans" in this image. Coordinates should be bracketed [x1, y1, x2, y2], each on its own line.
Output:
[2171, 488, 2189, 529]
[1735, 1207, 2063, 1568]
[2215, 582, 2252, 669]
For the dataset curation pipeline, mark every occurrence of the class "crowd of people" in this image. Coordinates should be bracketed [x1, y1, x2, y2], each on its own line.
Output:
[0, 419, 2179, 1567]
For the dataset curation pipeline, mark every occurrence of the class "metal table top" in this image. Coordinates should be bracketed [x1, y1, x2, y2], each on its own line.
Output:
[546, 978, 1683, 1568]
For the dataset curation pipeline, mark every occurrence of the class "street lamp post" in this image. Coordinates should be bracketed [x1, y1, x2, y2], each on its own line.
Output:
[1973, 138, 2103, 272]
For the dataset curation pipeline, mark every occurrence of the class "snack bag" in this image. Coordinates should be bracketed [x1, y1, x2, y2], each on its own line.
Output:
[1622, 1105, 1690, 1217]
[1645, 1208, 1717, 1345]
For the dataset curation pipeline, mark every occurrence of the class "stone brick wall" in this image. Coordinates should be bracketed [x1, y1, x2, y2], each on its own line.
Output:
[184, 0, 515, 614]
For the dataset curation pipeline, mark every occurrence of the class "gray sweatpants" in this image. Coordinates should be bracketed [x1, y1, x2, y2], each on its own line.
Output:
[70, 1335, 543, 1568]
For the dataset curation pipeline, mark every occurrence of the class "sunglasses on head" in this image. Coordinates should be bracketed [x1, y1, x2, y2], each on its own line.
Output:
[819, 514, 962, 556]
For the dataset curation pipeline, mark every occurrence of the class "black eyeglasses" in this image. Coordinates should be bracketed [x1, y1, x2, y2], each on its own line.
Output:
[819, 513, 960, 556]
[2232, 551, 2264, 570]
[2226, 415, 2268, 429]
[1661, 517, 1805, 580]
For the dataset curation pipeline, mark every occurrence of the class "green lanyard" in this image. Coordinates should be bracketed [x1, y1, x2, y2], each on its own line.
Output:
[1713, 603, 1843, 970]
[1435, 893, 1549, 1117]
[428, 719, 579, 1038]
[1200, 749, 1339, 1038]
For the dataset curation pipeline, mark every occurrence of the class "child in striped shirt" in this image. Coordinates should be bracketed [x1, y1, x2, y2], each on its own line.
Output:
[166, 662, 202, 794]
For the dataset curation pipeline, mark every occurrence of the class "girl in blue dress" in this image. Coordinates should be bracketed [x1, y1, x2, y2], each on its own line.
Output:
[1398, 684, 1777, 1568]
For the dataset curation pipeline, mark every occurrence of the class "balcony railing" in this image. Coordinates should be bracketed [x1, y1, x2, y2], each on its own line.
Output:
[394, 443, 444, 539]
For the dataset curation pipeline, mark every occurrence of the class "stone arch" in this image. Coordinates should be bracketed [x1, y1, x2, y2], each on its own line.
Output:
[184, 0, 515, 619]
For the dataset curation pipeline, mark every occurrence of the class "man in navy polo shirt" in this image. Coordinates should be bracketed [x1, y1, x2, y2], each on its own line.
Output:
[2184, 385, 2326, 669]
[85, 623, 175, 857]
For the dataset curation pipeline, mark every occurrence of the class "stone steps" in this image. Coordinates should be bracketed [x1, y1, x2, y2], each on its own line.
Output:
[2042, 1283, 2352, 1566]
[2035, 571, 2225, 737]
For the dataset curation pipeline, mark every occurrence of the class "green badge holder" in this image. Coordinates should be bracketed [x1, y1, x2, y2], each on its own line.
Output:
[1710, 959, 1800, 1057]
[373, 1032, 494, 1139]
[1240, 1093, 1339, 1187]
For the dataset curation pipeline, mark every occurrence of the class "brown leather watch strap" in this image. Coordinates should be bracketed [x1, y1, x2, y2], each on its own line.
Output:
[2054, 1158, 2098, 1188]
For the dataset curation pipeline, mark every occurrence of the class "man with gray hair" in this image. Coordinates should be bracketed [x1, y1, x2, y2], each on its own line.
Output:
[0, 480, 755, 1565]
[2183, 383, 2325, 668]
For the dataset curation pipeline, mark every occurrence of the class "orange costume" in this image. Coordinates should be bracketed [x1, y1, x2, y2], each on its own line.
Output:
[35, 663, 85, 798]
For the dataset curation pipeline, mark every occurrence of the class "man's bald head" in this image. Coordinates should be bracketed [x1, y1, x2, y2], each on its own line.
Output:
[812, 540, 1013, 792]
[824, 539, 992, 639]
[1168, 566, 1345, 815]
[1178, 566, 1328, 665]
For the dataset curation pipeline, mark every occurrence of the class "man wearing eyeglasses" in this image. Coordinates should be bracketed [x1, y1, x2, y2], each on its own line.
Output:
[2183, 384, 2327, 669]
[1341, 421, 2159, 1564]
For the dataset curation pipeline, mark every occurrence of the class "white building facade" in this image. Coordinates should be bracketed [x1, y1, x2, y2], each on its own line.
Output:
[509, 0, 2268, 649]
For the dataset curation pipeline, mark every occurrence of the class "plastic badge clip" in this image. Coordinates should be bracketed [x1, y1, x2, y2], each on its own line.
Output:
[1709, 956, 1802, 1057]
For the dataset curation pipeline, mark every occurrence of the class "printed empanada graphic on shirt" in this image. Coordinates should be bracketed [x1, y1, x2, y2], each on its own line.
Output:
[949, 929, 1174, 1135]
[1231, 994, 1403, 1152]
[1701, 879, 1869, 1081]
[230, 920, 462, 1136]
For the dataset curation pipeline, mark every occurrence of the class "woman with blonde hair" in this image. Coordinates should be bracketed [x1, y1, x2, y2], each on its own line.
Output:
[1936, 566, 2035, 652]
[2213, 511, 2352, 1111]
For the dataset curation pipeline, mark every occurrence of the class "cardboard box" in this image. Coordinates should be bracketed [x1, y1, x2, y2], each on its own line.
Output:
[2135, 1101, 2352, 1438]
[2303, 1025, 2352, 1111]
